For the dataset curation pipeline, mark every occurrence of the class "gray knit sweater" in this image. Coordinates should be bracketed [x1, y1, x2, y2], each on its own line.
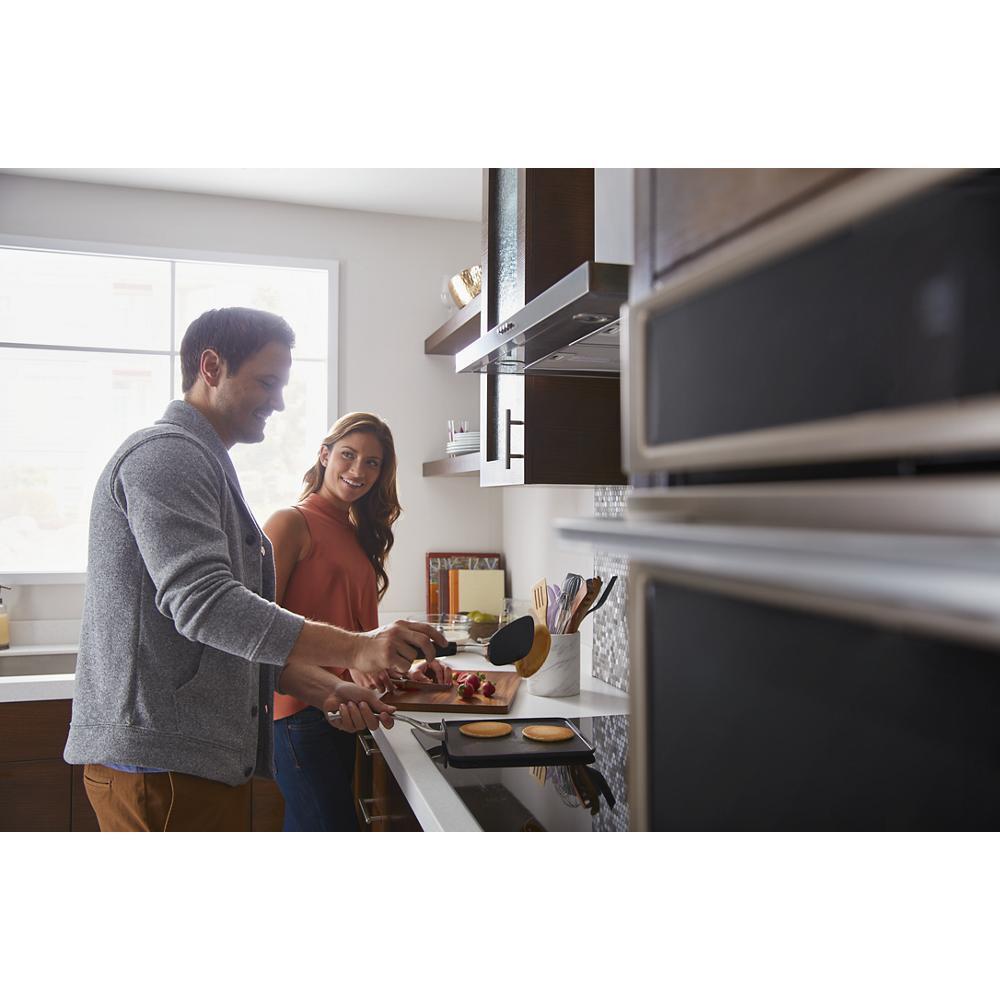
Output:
[64, 400, 305, 785]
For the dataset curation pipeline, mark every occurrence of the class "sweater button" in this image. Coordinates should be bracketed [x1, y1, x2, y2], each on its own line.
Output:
[245, 533, 255, 545]
[260, 545, 266, 557]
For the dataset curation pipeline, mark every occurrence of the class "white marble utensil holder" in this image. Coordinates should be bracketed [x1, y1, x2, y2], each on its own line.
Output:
[526, 632, 581, 697]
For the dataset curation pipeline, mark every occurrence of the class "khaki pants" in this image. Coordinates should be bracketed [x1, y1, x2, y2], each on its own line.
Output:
[83, 764, 252, 832]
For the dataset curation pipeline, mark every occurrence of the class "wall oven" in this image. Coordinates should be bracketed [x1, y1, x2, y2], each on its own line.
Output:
[559, 168, 1000, 830]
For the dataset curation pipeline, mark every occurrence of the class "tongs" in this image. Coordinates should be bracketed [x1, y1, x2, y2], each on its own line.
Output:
[325, 709, 445, 739]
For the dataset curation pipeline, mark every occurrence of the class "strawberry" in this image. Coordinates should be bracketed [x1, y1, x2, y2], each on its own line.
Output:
[481, 680, 496, 698]
[457, 682, 475, 700]
[465, 673, 481, 692]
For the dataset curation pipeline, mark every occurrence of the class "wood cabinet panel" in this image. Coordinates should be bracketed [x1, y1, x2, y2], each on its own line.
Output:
[354, 733, 420, 832]
[650, 169, 858, 282]
[0, 699, 71, 763]
[0, 759, 71, 831]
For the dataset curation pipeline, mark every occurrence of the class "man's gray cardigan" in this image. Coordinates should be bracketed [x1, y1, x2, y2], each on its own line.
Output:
[64, 400, 305, 785]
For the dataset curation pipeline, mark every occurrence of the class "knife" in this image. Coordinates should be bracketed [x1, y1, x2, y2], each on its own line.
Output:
[391, 678, 455, 692]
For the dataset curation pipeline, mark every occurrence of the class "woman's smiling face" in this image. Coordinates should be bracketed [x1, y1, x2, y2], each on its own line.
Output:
[320, 430, 384, 510]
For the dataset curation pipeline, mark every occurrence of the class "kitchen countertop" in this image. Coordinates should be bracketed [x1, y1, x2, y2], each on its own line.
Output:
[0, 672, 76, 702]
[372, 653, 629, 832]
[0, 656, 630, 832]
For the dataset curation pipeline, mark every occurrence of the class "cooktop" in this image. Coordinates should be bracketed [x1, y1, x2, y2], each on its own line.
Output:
[413, 713, 630, 832]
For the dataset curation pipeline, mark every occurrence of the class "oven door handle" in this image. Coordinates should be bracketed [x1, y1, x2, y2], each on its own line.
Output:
[557, 517, 1000, 650]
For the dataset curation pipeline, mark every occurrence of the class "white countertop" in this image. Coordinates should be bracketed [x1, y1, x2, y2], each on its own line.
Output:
[372, 653, 629, 832]
[0, 656, 629, 833]
[0, 672, 75, 702]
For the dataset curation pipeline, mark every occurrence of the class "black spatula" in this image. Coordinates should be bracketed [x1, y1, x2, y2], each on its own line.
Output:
[421, 615, 535, 665]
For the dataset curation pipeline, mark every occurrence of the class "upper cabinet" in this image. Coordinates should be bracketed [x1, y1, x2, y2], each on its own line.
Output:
[467, 168, 628, 488]
[632, 169, 861, 299]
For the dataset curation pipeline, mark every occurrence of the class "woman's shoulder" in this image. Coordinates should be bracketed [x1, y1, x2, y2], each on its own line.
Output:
[263, 506, 312, 560]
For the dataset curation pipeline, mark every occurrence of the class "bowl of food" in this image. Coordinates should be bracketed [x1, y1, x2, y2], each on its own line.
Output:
[466, 610, 500, 643]
[447, 265, 482, 308]
[420, 613, 471, 644]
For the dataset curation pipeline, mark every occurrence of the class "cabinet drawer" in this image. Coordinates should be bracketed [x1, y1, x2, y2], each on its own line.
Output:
[0, 759, 72, 831]
[651, 169, 856, 281]
[0, 699, 72, 763]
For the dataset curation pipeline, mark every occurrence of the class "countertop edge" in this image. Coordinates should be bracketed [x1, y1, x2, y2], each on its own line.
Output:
[372, 655, 629, 832]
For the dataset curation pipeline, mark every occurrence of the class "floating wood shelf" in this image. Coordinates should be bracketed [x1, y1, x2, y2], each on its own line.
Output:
[422, 452, 480, 478]
[423, 296, 482, 356]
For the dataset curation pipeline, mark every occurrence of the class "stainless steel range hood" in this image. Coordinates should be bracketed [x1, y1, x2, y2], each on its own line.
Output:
[454, 260, 629, 377]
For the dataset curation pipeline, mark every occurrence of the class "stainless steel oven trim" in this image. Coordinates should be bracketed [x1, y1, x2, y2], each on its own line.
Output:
[623, 167, 973, 474]
[625, 475, 1000, 537]
[557, 518, 1000, 645]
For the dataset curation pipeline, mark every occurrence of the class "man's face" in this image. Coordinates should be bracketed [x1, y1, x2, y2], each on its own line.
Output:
[213, 340, 292, 446]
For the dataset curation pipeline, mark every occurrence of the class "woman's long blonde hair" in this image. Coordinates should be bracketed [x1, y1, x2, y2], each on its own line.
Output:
[300, 412, 401, 601]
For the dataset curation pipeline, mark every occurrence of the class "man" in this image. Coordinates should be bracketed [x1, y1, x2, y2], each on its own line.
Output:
[64, 307, 447, 831]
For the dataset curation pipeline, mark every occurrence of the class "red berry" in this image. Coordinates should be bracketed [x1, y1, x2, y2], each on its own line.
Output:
[481, 681, 496, 697]
[457, 682, 475, 700]
[466, 674, 481, 691]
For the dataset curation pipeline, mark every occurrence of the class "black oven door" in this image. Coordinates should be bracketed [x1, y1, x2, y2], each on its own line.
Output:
[624, 527, 1000, 831]
[625, 169, 1000, 478]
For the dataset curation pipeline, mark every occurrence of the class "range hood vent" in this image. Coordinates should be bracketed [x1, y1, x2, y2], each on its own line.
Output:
[455, 260, 629, 377]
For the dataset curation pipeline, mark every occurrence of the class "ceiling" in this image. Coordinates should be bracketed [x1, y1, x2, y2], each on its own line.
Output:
[1, 168, 483, 223]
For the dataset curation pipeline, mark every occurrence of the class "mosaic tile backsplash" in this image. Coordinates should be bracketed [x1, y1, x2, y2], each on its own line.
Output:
[592, 485, 631, 692]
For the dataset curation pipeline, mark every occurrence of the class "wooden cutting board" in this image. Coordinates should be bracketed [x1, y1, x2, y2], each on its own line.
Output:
[385, 670, 521, 714]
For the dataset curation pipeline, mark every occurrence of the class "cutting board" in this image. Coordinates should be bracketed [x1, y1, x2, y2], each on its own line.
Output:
[385, 670, 521, 714]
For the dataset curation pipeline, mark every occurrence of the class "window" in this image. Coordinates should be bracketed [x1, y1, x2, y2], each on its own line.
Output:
[0, 242, 336, 574]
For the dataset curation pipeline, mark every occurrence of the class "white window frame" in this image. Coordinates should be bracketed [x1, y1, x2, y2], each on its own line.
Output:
[0, 232, 340, 584]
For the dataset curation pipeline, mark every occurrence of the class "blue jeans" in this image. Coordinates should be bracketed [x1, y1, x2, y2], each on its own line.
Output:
[273, 707, 360, 831]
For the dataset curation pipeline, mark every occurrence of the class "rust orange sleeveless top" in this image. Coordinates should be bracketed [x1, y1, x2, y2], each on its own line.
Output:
[273, 491, 379, 721]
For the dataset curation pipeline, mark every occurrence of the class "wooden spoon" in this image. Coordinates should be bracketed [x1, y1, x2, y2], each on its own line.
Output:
[567, 576, 602, 634]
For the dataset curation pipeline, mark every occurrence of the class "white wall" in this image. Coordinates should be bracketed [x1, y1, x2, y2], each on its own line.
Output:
[0, 173, 501, 624]
[501, 485, 597, 674]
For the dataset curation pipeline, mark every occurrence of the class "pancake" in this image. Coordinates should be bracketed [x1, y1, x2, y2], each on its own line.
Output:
[459, 721, 512, 739]
[521, 724, 574, 743]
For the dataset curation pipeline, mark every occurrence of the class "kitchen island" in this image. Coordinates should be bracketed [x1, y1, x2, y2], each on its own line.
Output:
[372, 653, 629, 831]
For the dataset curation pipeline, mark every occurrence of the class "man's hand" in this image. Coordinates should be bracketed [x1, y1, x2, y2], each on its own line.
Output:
[323, 680, 396, 733]
[408, 659, 453, 686]
[349, 620, 449, 687]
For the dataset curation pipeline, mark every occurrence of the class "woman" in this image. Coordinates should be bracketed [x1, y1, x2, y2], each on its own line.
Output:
[264, 412, 449, 831]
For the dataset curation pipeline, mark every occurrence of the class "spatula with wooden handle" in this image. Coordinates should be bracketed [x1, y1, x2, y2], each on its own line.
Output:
[531, 577, 548, 627]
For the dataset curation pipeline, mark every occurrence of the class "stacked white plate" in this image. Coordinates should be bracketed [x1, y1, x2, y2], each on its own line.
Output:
[446, 431, 480, 456]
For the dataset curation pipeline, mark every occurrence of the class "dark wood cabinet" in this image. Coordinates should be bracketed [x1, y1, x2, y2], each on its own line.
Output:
[477, 168, 626, 488]
[0, 698, 288, 831]
[480, 370, 625, 487]
[0, 700, 74, 831]
[353, 731, 421, 832]
[633, 168, 860, 299]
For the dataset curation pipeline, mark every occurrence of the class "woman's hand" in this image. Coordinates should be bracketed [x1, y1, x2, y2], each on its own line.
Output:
[408, 659, 453, 686]
[349, 620, 449, 685]
[323, 680, 395, 732]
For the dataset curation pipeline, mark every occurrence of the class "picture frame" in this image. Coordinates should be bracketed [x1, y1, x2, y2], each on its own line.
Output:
[425, 552, 503, 615]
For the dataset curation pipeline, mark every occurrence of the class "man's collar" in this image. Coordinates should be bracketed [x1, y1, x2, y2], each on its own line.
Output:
[156, 400, 246, 500]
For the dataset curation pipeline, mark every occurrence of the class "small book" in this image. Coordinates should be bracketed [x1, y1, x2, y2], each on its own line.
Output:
[449, 569, 460, 616]
[456, 568, 505, 616]
[438, 567, 451, 615]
